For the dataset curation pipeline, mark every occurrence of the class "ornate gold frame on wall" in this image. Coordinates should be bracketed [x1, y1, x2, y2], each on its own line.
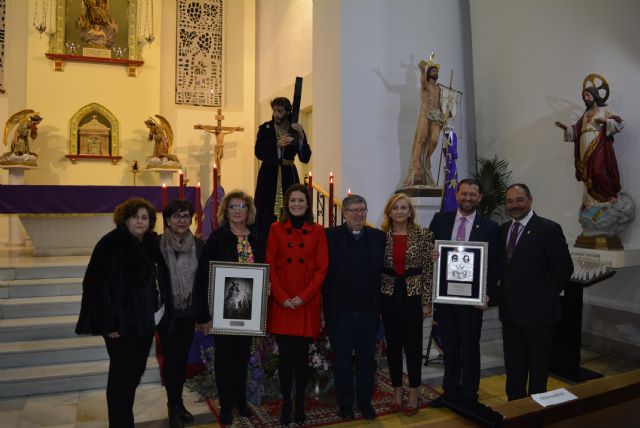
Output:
[46, 0, 143, 76]
[67, 103, 122, 164]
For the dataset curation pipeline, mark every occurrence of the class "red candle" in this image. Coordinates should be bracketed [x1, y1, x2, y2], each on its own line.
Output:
[196, 182, 202, 237]
[348, 188, 352, 196]
[161, 183, 167, 208]
[307, 172, 313, 212]
[213, 164, 219, 229]
[179, 171, 185, 200]
[329, 172, 334, 226]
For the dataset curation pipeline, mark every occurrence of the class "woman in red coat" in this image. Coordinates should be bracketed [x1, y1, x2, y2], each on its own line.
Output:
[267, 183, 328, 426]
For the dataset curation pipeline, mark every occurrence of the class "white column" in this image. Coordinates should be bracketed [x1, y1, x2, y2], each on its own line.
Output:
[4, 167, 29, 246]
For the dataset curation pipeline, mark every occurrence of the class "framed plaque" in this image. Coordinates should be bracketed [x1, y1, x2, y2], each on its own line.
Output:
[433, 240, 488, 305]
[208, 261, 270, 336]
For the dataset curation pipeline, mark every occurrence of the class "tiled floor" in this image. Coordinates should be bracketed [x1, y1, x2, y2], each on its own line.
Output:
[1, 341, 637, 428]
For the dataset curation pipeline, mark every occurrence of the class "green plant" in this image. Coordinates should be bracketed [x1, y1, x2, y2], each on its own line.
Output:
[473, 156, 512, 221]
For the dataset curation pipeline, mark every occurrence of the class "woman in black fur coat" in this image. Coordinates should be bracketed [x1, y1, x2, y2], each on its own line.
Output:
[76, 197, 171, 428]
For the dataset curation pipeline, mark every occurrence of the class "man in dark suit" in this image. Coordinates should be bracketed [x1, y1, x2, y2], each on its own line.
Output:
[323, 195, 385, 421]
[429, 178, 499, 406]
[499, 183, 574, 400]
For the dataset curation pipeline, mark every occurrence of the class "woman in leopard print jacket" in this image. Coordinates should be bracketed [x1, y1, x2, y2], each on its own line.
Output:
[380, 193, 433, 416]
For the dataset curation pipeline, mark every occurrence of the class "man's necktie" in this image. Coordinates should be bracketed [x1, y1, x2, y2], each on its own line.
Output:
[456, 217, 466, 241]
[507, 221, 521, 261]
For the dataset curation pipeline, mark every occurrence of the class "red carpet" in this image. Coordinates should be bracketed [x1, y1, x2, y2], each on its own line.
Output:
[206, 369, 440, 427]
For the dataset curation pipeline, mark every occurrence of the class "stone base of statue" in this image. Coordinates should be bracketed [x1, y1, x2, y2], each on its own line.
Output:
[396, 185, 443, 198]
[576, 189, 635, 250]
[575, 234, 623, 250]
[146, 155, 182, 170]
[0, 152, 38, 167]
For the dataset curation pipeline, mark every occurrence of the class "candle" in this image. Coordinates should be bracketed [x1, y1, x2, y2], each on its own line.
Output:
[196, 182, 202, 237]
[348, 188, 352, 196]
[179, 171, 185, 200]
[307, 172, 313, 212]
[161, 183, 167, 208]
[213, 164, 219, 229]
[329, 172, 334, 227]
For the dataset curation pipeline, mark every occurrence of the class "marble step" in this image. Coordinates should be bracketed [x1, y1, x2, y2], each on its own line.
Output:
[0, 314, 78, 342]
[0, 263, 87, 281]
[0, 356, 161, 399]
[0, 295, 81, 319]
[0, 336, 157, 368]
[0, 277, 83, 298]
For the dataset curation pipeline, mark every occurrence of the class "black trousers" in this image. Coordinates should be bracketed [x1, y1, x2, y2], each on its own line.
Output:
[275, 335, 312, 403]
[328, 310, 378, 407]
[381, 293, 423, 388]
[213, 334, 252, 410]
[435, 303, 483, 401]
[103, 333, 154, 428]
[160, 316, 196, 407]
[502, 314, 554, 401]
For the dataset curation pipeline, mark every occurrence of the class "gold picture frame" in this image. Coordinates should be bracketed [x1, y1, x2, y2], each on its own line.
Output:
[48, 0, 141, 61]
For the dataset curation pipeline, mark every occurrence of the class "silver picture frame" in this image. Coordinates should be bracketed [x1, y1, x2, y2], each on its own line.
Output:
[433, 240, 488, 305]
[208, 261, 270, 336]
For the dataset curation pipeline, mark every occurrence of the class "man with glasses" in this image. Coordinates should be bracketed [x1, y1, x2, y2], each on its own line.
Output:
[323, 195, 385, 420]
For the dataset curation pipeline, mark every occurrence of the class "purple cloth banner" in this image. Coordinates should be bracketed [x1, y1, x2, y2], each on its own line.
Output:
[441, 130, 459, 213]
[0, 185, 197, 214]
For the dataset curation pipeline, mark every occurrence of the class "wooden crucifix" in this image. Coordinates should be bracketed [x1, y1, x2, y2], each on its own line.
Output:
[194, 108, 244, 183]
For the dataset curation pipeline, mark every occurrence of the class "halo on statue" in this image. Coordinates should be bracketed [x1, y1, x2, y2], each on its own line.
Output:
[583, 73, 609, 102]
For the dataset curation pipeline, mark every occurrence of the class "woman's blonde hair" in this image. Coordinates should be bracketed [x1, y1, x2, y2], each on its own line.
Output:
[381, 193, 417, 232]
[217, 189, 256, 226]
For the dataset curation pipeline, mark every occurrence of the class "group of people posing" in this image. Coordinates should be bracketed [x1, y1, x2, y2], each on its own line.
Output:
[76, 172, 573, 428]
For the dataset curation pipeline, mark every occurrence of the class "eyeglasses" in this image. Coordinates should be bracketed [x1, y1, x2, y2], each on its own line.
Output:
[229, 203, 248, 210]
[344, 208, 368, 214]
[170, 213, 192, 221]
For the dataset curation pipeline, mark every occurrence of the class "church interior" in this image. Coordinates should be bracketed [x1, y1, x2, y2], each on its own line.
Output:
[1, 0, 639, 426]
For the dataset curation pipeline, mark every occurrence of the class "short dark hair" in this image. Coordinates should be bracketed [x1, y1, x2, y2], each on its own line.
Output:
[342, 194, 367, 212]
[280, 183, 314, 224]
[270, 97, 292, 113]
[506, 183, 532, 199]
[457, 178, 482, 193]
[162, 199, 194, 227]
[113, 197, 157, 230]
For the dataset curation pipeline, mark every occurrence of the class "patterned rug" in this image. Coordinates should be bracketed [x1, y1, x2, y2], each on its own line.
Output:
[205, 369, 440, 427]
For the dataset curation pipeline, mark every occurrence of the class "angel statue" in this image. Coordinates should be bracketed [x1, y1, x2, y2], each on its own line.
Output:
[144, 115, 182, 169]
[1, 109, 43, 166]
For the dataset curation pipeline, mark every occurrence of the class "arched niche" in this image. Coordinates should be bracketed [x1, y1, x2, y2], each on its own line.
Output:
[67, 103, 122, 163]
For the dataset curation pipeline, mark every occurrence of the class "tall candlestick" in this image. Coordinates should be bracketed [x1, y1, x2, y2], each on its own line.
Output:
[161, 183, 167, 208]
[179, 171, 185, 200]
[196, 182, 202, 237]
[329, 172, 334, 226]
[213, 164, 219, 229]
[308, 172, 313, 213]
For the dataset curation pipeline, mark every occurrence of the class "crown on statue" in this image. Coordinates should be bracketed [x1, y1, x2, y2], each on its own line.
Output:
[424, 51, 440, 70]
